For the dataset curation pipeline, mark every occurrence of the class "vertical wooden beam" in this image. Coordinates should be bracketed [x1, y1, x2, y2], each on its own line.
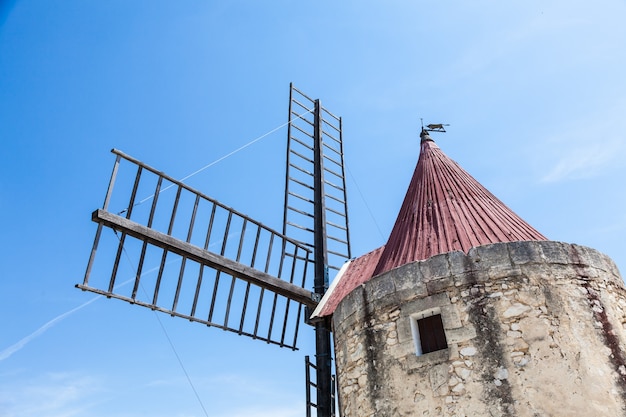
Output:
[305, 355, 313, 417]
[313, 99, 332, 417]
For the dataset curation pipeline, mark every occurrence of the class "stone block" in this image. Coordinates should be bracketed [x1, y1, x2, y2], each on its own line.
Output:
[365, 275, 396, 303]
[547, 263, 578, 282]
[454, 271, 484, 288]
[397, 337, 414, 357]
[448, 250, 473, 276]
[389, 262, 424, 291]
[335, 310, 361, 337]
[391, 288, 423, 306]
[538, 241, 570, 265]
[446, 325, 477, 344]
[335, 287, 362, 324]
[467, 246, 483, 268]
[569, 244, 606, 269]
[396, 314, 412, 344]
[459, 346, 477, 357]
[518, 316, 550, 343]
[519, 263, 552, 281]
[401, 293, 451, 317]
[600, 255, 623, 278]
[405, 348, 449, 373]
[509, 241, 543, 265]
[441, 304, 463, 329]
[333, 294, 348, 324]
[420, 253, 451, 280]
[574, 265, 600, 279]
[451, 382, 466, 394]
[488, 264, 522, 281]
[455, 366, 472, 380]
[388, 264, 429, 306]
[515, 287, 545, 308]
[475, 243, 513, 268]
[503, 303, 531, 319]
[448, 344, 460, 360]
[427, 275, 455, 295]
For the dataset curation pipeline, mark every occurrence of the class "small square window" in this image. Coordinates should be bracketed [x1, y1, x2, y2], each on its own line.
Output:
[410, 311, 448, 355]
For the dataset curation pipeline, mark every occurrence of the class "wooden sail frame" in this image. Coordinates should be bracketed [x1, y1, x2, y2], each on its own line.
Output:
[79, 149, 315, 349]
[78, 86, 351, 416]
[283, 84, 351, 417]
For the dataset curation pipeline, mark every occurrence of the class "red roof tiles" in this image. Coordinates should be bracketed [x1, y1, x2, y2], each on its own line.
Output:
[372, 131, 547, 276]
[312, 131, 547, 318]
[312, 246, 384, 319]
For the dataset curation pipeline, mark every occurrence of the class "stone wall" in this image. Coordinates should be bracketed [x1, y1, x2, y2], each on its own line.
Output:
[332, 241, 626, 417]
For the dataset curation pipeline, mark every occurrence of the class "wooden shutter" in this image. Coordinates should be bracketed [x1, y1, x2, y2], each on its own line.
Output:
[418, 314, 448, 354]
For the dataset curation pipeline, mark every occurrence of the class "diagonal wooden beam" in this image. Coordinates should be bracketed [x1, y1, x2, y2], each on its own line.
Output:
[91, 209, 318, 308]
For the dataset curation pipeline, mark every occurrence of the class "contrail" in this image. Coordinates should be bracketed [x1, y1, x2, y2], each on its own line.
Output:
[0, 260, 176, 361]
[0, 294, 103, 361]
[4, 117, 291, 360]
[1, 229, 222, 361]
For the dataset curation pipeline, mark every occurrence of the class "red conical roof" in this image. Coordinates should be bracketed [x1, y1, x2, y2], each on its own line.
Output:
[311, 130, 547, 319]
[372, 130, 547, 276]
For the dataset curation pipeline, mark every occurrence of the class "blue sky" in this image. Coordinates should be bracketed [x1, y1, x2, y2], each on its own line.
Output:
[1, 1, 625, 416]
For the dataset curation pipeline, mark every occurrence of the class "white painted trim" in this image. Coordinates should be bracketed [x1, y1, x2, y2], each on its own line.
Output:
[410, 307, 442, 356]
[310, 259, 352, 320]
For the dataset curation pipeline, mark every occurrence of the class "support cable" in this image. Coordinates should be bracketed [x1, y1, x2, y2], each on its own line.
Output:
[345, 165, 386, 241]
[129, 108, 315, 208]
[113, 230, 211, 417]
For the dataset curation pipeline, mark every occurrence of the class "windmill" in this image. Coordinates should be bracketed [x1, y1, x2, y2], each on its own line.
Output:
[78, 84, 351, 417]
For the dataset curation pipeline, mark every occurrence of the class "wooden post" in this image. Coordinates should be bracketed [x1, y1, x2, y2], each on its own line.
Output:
[313, 99, 332, 417]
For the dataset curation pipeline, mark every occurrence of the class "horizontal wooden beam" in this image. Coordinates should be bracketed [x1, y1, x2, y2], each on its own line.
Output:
[75, 283, 299, 349]
[92, 209, 318, 308]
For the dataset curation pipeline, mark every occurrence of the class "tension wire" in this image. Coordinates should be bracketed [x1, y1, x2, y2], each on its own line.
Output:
[129, 108, 315, 209]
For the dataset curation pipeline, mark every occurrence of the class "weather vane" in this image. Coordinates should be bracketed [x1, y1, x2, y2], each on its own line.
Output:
[420, 118, 449, 133]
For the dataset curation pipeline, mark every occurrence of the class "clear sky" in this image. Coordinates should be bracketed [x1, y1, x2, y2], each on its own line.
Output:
[1, 1, 625, 416]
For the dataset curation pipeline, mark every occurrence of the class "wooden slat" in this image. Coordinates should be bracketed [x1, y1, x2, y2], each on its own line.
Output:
[75, 283, 297, 349]
[92, 209, 318, 308]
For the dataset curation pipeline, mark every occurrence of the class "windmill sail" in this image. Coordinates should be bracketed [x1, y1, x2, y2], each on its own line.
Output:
[78, 86, 350, 417]
[283, 84, 352, 279]
[284, 84, 351, 417]
[79, 149, 316, 349]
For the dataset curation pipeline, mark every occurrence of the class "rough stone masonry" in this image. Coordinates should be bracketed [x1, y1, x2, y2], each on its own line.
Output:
[332, 241, 626, 417]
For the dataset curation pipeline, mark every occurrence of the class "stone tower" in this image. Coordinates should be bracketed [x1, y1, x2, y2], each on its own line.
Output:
[312, 130, 626, 416]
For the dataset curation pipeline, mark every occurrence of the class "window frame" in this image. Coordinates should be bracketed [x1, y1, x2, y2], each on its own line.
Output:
[410, 307, 448, 356]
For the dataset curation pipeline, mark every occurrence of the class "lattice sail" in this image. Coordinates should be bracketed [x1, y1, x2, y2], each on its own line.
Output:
[283, 84, 352, 279]
[79, 150, 316, 349]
